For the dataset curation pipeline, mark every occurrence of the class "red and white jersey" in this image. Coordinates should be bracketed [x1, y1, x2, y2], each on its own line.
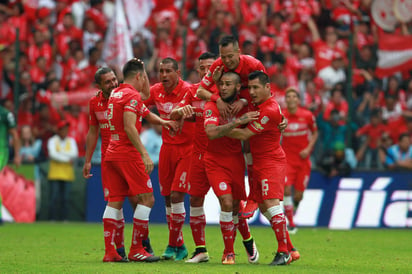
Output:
[203, 101, 246, 156]
[88, 91, 111, 160]
[145, 79, 195, 145]
[200, 55, 266, 103]
[282, 107, 317, 162]
[312, 39, 345, 72]
[177, 83, 209, 153]
[105, 84, 150, 161]
[247, 96, 285, 165]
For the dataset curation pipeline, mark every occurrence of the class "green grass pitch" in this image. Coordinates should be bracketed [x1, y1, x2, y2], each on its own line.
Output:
[0, 222, 410, 273]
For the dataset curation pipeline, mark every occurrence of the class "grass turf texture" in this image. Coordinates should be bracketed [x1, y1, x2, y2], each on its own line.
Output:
[1, 223, 410, 273]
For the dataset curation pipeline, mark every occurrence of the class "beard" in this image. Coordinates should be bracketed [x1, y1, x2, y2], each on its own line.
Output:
[220, 91, 238, 103]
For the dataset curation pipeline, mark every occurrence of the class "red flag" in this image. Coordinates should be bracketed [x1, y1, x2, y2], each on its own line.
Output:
[376, 32, 412, 78]
[102, 0, 133, 68]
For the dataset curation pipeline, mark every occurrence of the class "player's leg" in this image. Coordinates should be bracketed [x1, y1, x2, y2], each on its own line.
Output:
[128, 195, 154, 255]
[186, 152, 210, 263]
[284, 165, 297, 232]
[218, 193, 235, 265]
[102, 161, 128, 263]
[168, 144, 192, 261]
[124, 161, 160, 262]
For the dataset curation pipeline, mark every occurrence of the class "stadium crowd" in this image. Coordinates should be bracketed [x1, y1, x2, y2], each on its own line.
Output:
[1, 0, 412, 171]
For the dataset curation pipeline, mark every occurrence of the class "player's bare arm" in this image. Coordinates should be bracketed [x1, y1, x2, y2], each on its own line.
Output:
[205, 111, 259, 140]
[278, 115, 288, 132]
[83, 124, 99, 178]
[170, 105, 196, 120]
[300, 130, 318, 159]
[230, 99, 248, 115]
[226, 127, 256, 141]
[124, 111, 154, 174]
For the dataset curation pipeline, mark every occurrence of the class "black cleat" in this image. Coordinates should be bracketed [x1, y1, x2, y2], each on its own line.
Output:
[243, 238, 259, 263]
[143, 238, 154, 255]
[116, 247, 127, 260]
[269, 252, 292, 266]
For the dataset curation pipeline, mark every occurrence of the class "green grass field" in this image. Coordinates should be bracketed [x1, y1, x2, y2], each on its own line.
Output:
[0, 222, 410, 273]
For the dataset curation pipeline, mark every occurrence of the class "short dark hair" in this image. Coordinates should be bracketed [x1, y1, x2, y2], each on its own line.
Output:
[248, 71, 270, 85]
[398, 133, 410, 142]
[94, 67, 114, 84]
[219, 35, 239, 48]
[198, 52, 217, 61]
[222, 71, 241, 85]
[122, 58, 145, 79]
[160, 57, 179, 71]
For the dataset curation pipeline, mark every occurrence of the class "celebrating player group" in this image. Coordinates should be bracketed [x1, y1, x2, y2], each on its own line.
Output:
[83, 35, 317, 266]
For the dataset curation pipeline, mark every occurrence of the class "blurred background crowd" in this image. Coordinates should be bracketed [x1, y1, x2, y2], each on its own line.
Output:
[1, 0, 412, 178]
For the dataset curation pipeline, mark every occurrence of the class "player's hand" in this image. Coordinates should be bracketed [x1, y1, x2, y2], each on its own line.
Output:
[278, 115, 288, 132]
[299, 148, 310, 159]
[237, 111, 260, 125]
[142, 153, 154, 174]
[212, 66, 224, 83]
[179, 105, 196, 119]
[163, 120, 179, 134]
[216, 97, 231, 120]
[230, 100, 245, 116]
[82, 162, 93, 178]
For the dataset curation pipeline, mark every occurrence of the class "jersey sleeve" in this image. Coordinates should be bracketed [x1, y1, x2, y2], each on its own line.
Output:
[203, 102, 219, 126]
[177, 89, 193, 108]
[123, 91, 143, 115]
[140, 103, 150, 118]
[307, 111, 318, 132]
[247, 105, 281, 134]
[200, 60, 219, 91]
[88, 98, 98, 126]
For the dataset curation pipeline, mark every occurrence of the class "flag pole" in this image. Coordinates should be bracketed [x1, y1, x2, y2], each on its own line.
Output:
[13, 28, 20, 115]
[346, 21, 354, 148]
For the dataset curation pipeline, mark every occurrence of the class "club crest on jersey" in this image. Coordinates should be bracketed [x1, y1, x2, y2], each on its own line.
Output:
[206, 70, 211, 77]
[205, 109, 212, 117]
[261, 116, 269, 124]
[162, 102, 174, 113]
[130, 99, 138, 107]
[219, 182, 228, 191]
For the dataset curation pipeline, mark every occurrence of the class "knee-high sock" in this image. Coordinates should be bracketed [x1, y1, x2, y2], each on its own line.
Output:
[220, 211, 234, 254]
[102, 206, 122, 254]
[170, 202, 186, 247]
[190, 206, 206, 247]
[283, 196, 296, 227]
[130, 205, 151, 252]
[267, 205, 290, 253]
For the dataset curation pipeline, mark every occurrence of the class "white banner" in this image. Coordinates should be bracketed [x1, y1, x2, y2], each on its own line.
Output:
[102, 0, 133, 68]
[124, 0, 154, 35]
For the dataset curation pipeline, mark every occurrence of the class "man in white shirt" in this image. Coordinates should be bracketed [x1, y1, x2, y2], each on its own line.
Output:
[318, 52, 346, 94]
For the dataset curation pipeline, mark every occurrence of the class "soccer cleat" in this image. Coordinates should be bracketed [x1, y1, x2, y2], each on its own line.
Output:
[269, 252, 292, 266]
[290, 247, 300, 263]
[185, 247, 209, 263]
[243, 238, 259, 264]
[175, 244, 188, 261]
[128, 249, 160, 262]
[161, 245, 176, 260]
[288, 226, 298, 235]
[222, 253, 235, 265]
[103, 252, 128, 263]
[116, 247, 127, 260]
[143, 238, 154, 255]
[239, 199, 258, 219]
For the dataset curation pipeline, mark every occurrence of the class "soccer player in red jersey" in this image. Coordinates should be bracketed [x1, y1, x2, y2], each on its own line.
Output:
[102, 59, 177, 263]
[282, 87, 318, 234]
[169, 52, 217, 263]
[144, 58, 195, 261]
[196, 35, 266, 118]
[226, 71, 298, 266]
[83, 67, 159, 260]
[203, 72, 260, 265]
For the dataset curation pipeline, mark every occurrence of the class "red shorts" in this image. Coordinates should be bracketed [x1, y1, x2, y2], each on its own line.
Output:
[285, 159, 311, 192]
[204, 152, 246, 200]
[249, 160, 286, 203]
[104, 159, 153, 202]
[158, 143, 193, 196]
[188, 151, 210, 197]
[101, 161, 109, 201]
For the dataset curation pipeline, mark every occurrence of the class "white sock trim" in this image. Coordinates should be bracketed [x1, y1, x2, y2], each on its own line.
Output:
[267, 205, 283, 219]
[284, 196, 293, 206]
[166, 206, 171, 217]
[190, 206, 204, 217]
[133, 204, 151, 221]
[171, 202, 185, 214]
[220, 211, 233, 222]
[103, 206, 122, 220]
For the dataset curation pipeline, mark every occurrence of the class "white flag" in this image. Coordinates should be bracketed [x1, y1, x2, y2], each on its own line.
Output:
[102, 0, 133, 68]
[124, 0, 154, 35]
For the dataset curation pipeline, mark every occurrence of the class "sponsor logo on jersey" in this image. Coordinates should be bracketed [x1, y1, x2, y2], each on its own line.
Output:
[252, 121, 264, 131]
[205, 109, 212, 117]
